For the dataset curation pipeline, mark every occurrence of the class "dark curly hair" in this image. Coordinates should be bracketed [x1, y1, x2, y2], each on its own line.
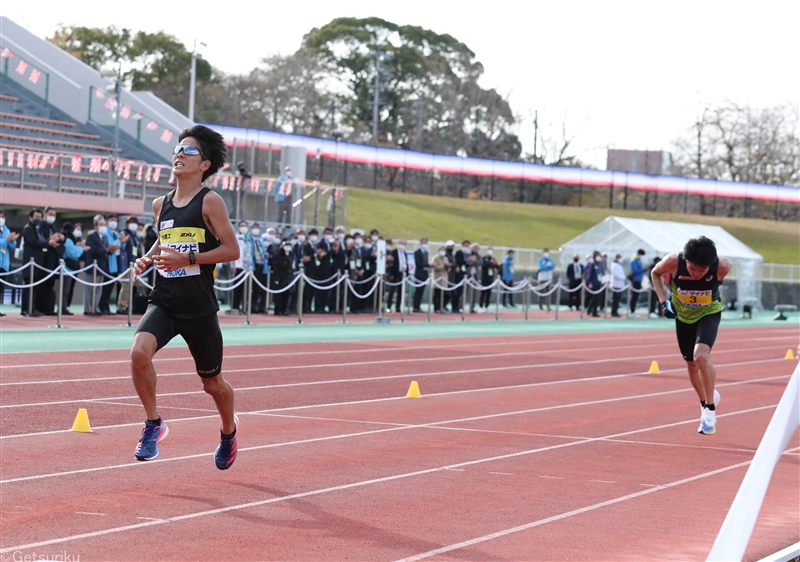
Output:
[683, 236, 717, 267]
[178, 125, 227, 182]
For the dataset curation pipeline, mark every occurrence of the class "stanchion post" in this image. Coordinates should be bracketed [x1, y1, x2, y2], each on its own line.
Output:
[647, 286, 653, 318]
[342, 277, 348, 324]
[127, 262, 134, 328]
[335, 272, 341, 314]
[377, 276, 384, 319]
[297, 274, 304, 324]
[427, 278, 433, 323]
[460, 281, 466, 322]
[400, 272, 406, 323]
[626, 285, 632, 318]
[603, 284, 610, 319]
[27, 258, 34, 316]
[265, 270, 272, 314]
[91, 260, 98, 315]
[245, 270, 253, 325]
[580, 283, 585, 319]
[495, 281, 501, 321]
[555, 283, 561, 320]
[524, 279, 529, 321]
[56, 260, 64, 328]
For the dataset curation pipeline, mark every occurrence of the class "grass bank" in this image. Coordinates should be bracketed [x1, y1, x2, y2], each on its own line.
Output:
[346, 188, 799, 264]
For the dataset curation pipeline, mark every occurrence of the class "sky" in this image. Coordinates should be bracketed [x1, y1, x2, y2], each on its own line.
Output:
[3, 0, 798, 169]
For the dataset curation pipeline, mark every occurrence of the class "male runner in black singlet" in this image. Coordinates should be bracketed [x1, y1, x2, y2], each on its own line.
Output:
[651, 236, 731, 435]
[131, 125, 241, 468]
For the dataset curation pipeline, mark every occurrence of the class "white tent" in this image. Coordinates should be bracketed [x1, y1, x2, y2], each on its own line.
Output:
[559, 216, 763, 309]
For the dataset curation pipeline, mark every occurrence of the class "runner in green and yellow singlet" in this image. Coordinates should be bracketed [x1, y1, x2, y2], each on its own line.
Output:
[651, 236, 732, 435]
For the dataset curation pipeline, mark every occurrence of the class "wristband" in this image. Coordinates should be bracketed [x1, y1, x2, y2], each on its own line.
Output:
[188, 251, 196, 265]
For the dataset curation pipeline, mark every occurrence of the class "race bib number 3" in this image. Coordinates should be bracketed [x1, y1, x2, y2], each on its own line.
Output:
[677, 288, 712, 308]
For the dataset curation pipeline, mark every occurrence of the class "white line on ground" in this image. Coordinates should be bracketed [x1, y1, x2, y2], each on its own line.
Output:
[0, 351, 786, 410]
[539, 476, 564, 479]
[392, 448, 800, 562]
[0, 365, 788, 442]
[589, 480, 616, 484]
[74, 512, 106, 517]
[2, 418, 794, 556]
[489, 472, 514, 475]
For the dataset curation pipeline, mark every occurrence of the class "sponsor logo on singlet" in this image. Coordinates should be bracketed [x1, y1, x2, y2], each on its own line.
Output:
[157, 226, 205, 278]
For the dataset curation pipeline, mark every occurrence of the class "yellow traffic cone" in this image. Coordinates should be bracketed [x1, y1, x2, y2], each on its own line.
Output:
[71, 408, 92, 432]
[648, 361, 660, 374]
[785, 349, 795, 360]
[406, 381, 421, 398]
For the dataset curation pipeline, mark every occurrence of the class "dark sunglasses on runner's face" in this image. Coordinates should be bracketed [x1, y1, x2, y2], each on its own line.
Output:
[173, 144, 205, 159]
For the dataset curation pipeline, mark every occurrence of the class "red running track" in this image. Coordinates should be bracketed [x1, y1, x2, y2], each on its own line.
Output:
[1, 326, 798, 561]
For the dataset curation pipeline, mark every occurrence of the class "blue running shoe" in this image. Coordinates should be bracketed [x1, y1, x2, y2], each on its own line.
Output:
[134, 417, 169, 461]
[215, 414, 239, 470]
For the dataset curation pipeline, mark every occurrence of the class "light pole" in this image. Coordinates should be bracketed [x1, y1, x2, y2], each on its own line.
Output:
[188, 39, 206, 122]
[332, 130, 343, 227]
[370, 50, 393, 146]
[103, 62, 122, 197]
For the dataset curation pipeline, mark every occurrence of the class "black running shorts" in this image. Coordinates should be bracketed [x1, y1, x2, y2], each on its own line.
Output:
[675, 311, 721, 362]
[135, 304, 223, 378]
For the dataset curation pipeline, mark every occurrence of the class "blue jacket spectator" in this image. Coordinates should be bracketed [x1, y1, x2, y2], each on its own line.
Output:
[272, 169, 293, 203]
[629, 250, 647, 282]
[502, 251, 515, 282]
[0, 211, 18, 272]
[105, 215, 122, 275]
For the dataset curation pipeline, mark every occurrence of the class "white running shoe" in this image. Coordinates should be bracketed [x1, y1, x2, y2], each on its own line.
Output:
[649, 312, 660, 319]
[698, 407, 716, 435]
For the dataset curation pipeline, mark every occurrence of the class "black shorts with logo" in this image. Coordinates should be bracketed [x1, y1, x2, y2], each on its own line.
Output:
[675, 311, 721, 362]
[135, 304, 223, 378]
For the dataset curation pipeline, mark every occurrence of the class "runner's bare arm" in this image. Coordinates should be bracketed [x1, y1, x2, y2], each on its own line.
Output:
[717, 256, 732, 281]
[199, 190, 240, 265]
[133, 196, 164, 279]
[651, 252, 679, 305]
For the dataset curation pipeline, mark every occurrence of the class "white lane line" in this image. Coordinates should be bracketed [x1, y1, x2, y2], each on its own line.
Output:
[589, 480, 616, 484]
[0, 390, 782, 485]
[639, 484, 661, 487]
[538, 476, 564, 479]
[489, 472, 514, 475]
[392, 451, 800, 562]
[75, 512, 106, 517]
[0, 333, 684, 369]
[2, 420, 793, 556]
[1, 337, 786, 387]
[1, 367, 789, 442]
[0, 352, 785, 410]
[443, 468, 465, 472]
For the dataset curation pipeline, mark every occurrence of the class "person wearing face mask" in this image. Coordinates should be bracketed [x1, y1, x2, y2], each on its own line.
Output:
[583, 250, 603, 317]
[537, 248, 556, 312]
[0, 210, 19, 316]
[412, 237, 430, 313]
[610, 253, 627, 318]
[20, 209, 50, 317]
[298, 228, 319, 313]
[272, 241, 295, 316]
[330, 236, 347, 313]
[479, 246, 498, 311]
[230, 220, 252, 313]
[59, 222, 86, 316]
[115, 215, 141, 315]
[335, 226, 346, 244]
[313, 227, 335, 313]
[467, 243, 482, 313]
[628, 249, 647, 316]
[349, 234, 368, 313]
[35, 207, 65, 315]
[501, 249, 516, 307]
[443, 240, 456, 311]
[360, 233, 377, 313]
[386, 238, 408, 313]
[452, 241, 472, 314]
[246, 222, 268, 314]
[431, 246, 451, 313]
[105, 214, 124, 279]
[84, 215, 116, 315]
[566, 253, 584, 311]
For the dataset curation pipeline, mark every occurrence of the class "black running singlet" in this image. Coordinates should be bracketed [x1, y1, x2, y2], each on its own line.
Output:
[670, 253, 723, 323]
[149, 188, 220, 318]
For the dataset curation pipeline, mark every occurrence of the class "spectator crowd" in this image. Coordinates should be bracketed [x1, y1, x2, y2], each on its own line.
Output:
[0, 207, 667, 320]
